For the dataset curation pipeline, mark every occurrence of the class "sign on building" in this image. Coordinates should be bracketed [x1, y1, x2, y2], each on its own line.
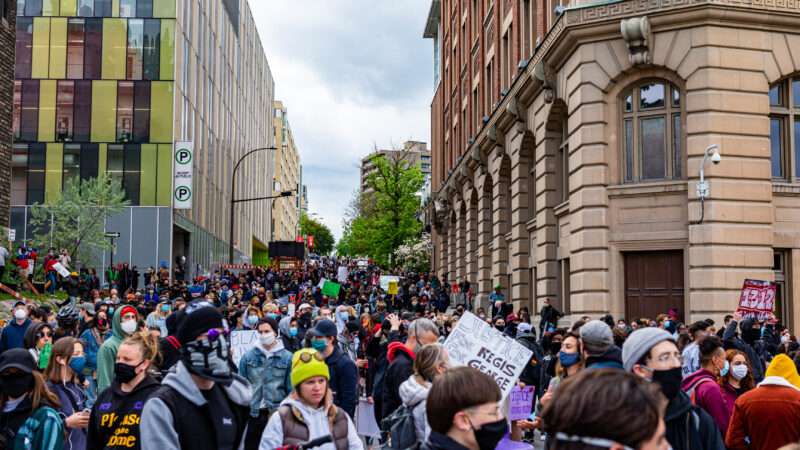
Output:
[173, 142, 193, 209]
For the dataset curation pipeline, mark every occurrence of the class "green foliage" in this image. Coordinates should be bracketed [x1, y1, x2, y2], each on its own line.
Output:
[299, 213, 335, 255]
[337, 151, 424, 266]
[28, 172, 129, 266]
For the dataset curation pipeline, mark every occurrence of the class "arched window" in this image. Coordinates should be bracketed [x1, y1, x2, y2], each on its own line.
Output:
[621, 80, 683, 183]
[769, 77, 800, 181]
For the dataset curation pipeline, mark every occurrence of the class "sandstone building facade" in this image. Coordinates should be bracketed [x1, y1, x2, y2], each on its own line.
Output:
[425, 0, 800, 326]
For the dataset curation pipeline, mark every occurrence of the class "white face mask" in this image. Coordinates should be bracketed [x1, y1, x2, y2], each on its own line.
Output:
[260, 332, 276, 348]
[14, 309, 27, 321]
[731, 364, 748, 381]
[121, 319, 137, 335]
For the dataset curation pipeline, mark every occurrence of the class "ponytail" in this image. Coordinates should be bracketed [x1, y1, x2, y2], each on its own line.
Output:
[121, 330, 162, 367]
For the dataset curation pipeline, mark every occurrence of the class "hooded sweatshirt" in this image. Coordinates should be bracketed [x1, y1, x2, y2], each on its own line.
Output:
[86, 376, 160, 450]
[681, 368, 731, 436]
[664, 391, 726, 450]
[0, 318, 31, 352]
[399, 375, 431, 442]
[381, 342, 415, 421]
[96, 307, 132, 393]
[139, 361, 252, 450]
[258, 396, 362, 450]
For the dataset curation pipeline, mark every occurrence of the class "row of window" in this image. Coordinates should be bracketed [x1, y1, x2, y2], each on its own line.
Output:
[17, 0, 173, 18]
[13, 79, 155, 143]
[16, 16, 165, 81]
[12, 143, 141, 205]
[769, 78, 800, 180]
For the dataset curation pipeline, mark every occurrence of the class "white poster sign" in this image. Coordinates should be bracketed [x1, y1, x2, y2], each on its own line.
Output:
[337, 266, 348, 283]
[230, 330, 259, 367]
[379, 276, 400, 291]
[444, 312, 533, 398]
[173, 142, 194, 209]
[52, 262, 70, 278]
[7, 228, 15, 242]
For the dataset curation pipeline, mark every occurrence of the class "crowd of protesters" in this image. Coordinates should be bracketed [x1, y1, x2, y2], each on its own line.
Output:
[0, 252, 798, 450]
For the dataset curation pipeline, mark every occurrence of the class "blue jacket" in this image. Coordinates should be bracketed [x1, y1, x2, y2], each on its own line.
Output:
[325, 346, 358, 418]
[79, 327, 110, 373]
[238, 343, 293, 417]
[0, 319, 31, 352]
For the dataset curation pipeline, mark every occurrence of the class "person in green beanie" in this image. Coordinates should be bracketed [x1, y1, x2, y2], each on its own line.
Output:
[259, 348, 363, 450]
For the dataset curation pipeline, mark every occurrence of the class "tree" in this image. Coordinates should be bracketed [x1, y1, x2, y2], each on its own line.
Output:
[29, 172, 129, 265]
[299, 213, 335, 255]
[337, 150, 424, 266]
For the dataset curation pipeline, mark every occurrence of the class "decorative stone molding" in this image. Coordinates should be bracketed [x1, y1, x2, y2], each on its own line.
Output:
[620, 16, 651, 65]
[433, 196, 450, 230]
[533, 61, 556, 104]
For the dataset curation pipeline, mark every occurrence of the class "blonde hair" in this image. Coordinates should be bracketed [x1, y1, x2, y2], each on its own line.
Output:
[414, 343, 448, 382]
[121, 330, 161, 367]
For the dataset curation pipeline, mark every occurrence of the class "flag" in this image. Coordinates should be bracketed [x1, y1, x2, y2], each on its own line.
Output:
[322, 280, 341, 298]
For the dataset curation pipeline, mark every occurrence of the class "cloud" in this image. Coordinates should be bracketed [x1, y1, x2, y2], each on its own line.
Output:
[248, 1, 434, 240]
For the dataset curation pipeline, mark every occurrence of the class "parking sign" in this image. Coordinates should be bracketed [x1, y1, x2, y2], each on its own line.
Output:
[174, 142, 193, 209]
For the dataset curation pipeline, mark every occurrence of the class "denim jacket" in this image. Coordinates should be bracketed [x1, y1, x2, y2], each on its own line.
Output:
[238, 344, 293, 417]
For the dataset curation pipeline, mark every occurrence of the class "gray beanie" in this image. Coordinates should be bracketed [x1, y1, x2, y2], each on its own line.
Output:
[621, 328, 675, 372]
[580, 320, 614, 355]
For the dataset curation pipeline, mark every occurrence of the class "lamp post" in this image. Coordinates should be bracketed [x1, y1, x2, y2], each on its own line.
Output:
[229, 147, 279, 264]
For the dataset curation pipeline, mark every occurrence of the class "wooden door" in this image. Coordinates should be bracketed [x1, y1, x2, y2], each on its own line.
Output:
[624, 251, 685, 322]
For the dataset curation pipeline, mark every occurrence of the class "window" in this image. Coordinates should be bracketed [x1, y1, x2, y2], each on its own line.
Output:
[773, 251, 789, 324]
[143, 19, 160, 79]
[107, 144, 140, 205]
[63, 144, 80, 186]
[73, 80, 91, 142]
[94, 0, 111, 17]
[63, 143, 99, 188]
[22, 0, 41, 15]
[55, 81, 74, 141]
[117, 82, 134, 142]
[84, 18, 102, 79]
[77, 0, 92, 16]
[12, 144, 45, 205]
[137, 0, 152, 17]
[621, 80, 683, 183]
[769, 77, 800, 181]
[501, 31, 509, 90]
[133, 81, 151, 142]
[15, 17, 33, 78]
[560, 258, 571, 314]
[521, 0, 535, 58]
[485, 59, 493, 114]
[120, 0, 135, 17]
[66, 19, 85, 79]
[17, 80, 39, 142]
[558, 117, 569, 202]
[127, 19, 144, 79]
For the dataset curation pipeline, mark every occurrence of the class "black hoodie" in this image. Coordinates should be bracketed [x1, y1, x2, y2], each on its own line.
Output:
[87, 375, 160, 450]
[664, 391, 725, 450]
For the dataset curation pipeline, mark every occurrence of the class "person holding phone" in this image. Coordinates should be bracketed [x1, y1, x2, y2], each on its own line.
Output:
[44, 337, 89, 450]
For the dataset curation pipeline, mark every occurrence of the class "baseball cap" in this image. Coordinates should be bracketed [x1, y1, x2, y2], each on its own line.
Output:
[307, 319, 338, 338]
[0, 348, 36, 374]
[580, 320, 614, 355]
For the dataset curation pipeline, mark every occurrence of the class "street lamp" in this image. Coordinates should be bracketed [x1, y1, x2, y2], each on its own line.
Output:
[228, 147, 287, 264]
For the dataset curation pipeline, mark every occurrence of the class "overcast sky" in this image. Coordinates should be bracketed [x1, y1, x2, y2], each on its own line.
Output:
[249, 1, 434, 240]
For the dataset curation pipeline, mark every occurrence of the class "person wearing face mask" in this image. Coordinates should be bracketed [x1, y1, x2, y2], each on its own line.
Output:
[399, 344, 450, 443]
[307, 319, 358, 418]
[44, 337, 89, 450]
[238, 317, 292, 450]
[80, 309, 110, 396]
[140, 304, 251, 450]
[680, 336, 732, 436]
[421, 366, 506, 450]
[24, 321, 54, 369]
[279, 316, 302, 352]
[145, 302, 171, 336]
[718, 349, 754, 421]
[722, 312, 767, 383]
[244, 307, 262, 330]
[0, 348, 64, 449]
[681, 321, 712, 377]
[623, 328, 725, 450]
[0, 301, 32, 352]
[96, 305, 140, 393]
[87, 331, 160, 450]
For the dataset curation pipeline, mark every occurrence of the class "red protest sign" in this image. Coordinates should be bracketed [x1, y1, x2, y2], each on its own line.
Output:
[736, 279, 776, 322]
[308, 235, 315, 248]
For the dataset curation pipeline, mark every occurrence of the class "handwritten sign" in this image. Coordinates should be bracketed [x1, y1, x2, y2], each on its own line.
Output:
[380, 276, 400, 291]
[444, 312, 533, 398]
[230, 330, 259, 367]
[52, 262, 70, 278]
[737, 279, 777, 322]
[508, 386, 536, 421]
[387, 280, 398, 295]
[337, 266, 348, 283]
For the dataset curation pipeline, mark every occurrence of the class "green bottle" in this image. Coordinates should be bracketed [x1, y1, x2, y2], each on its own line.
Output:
[39, 342, 52, 370]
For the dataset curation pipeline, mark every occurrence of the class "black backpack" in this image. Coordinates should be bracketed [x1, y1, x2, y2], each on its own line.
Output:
[381, 404, 418, 450]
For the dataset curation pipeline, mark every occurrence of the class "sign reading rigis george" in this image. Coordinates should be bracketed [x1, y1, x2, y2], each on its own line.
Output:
[173, 142, 194, 209]
[444, 311, 533, 398]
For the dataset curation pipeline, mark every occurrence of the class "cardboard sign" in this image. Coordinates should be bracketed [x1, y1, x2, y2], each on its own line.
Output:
[387, 280, 398, 295]
[380, 276, 400, 291]
[230, 330, 259, 367]
[322, 280, 341, 298]
[337, 266, 348, 283]
[737, 279, 777, 321]
[508, 386, 536, 421]
[444, 312, 533, 398]
[52, 262, 70, 278]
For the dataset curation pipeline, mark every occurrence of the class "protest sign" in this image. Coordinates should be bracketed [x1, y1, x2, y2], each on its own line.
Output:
[380, 276, 400, 291]
[444, 311, 533, 398]
[322, 280, 341, 298]
[337, 266, 348, 283]
[736, 279, 776, 322]
[287, 302, 296, 318]
[356, 399, 381, 437]
[387, 280, 398, 295]
[508, 386, 536, 421]
[230, 330, 259, 367]
[52, 262, 70, 278]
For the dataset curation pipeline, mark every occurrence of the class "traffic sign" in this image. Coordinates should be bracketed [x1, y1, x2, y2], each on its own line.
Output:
[174, 142, 194, 209]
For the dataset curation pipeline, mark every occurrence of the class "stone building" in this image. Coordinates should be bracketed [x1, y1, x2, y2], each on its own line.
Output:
[425, 0, 800, 327]
[0, 0, 13, 229]
[273, 100, 302, 242]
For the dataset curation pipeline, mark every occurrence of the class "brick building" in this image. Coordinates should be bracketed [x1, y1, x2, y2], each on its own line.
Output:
[0, 0, 14, 229]
[425, 0, 800, 327]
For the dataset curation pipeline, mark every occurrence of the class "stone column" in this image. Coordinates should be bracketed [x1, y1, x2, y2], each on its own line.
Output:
[508, 128, 534, 311]
[456, 202, 467, 281]
[491, 145, 511, 293]
[465, 194, 479, 288]
[448, 214, 457, 283]
[476, 172, 494, 309]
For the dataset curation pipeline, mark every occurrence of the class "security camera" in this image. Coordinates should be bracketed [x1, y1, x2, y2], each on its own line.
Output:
[711, 151, 721, 165]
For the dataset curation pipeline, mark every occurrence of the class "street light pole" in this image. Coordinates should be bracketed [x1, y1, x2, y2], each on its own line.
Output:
[229, 147, 277, 264]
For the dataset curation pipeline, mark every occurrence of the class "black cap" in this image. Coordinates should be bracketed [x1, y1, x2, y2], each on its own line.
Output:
[177, 304, 223, 345]
[689, 320, 710, 335]
[13, 301, 25, 308]
[0, 348, 35, 374]
[308, 319, 338, 338]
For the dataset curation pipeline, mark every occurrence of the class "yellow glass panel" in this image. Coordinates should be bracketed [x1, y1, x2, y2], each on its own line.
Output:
[150, 81, 174, 143]
[60, 0, 77, 16]
[102, 19, 127, 80]
[32, 19, 51, 79]
[49, 18, 67, 79]
[140, 144, 157, 205]
[112, 0, 119, 16]
[160, 20, 175, 81]
[98, 143, 108, 175]
[157, 144, 172, 206]
[153, 0, 176, 18]
[38, 80, 57, 142]
[91, 81, 118, 142]
[45, 143, 64, 203]
[42, 0, 60, 15]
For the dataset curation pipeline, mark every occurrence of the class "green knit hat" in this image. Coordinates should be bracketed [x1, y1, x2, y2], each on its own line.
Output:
[291, 348, 330, 387]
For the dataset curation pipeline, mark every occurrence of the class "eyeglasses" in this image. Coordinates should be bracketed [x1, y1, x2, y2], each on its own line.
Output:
[655, 352, 683, 365]
[293, 351, 325, 369]
[37, 331, 52, 338]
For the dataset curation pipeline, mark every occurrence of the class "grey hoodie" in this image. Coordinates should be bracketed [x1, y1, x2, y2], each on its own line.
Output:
[140, 361, 252, 450]
[399, 375, 431, 442]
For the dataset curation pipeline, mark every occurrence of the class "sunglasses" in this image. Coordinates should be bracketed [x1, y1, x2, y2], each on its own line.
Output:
[293, 351, 325, 368]
[37, 331, 52, 338]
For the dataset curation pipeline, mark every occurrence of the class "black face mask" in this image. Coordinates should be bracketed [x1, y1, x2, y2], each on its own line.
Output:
[471, 417, 509, 450]
[651, 367, 683, 400]
[1, 373, 33, 399]
[114, 362, 140, 384]
[549, 341, 563, 354]
[495, 325, 505, 332]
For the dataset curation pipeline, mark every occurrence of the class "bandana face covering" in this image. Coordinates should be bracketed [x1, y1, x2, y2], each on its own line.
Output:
[181, 334, 233, 385]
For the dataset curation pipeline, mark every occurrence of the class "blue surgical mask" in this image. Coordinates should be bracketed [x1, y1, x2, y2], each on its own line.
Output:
[289, 327, 298, 337]
[69, 356, 86, 374]
[161, 305, 170, 313]
[267, 313, 279, 320]
[247, 315, 259, 326]
[338, 312, 349, 321]
[311, 338, 328, 352]
[720, 359, 730, 377]
[558, 351, 580, 368]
